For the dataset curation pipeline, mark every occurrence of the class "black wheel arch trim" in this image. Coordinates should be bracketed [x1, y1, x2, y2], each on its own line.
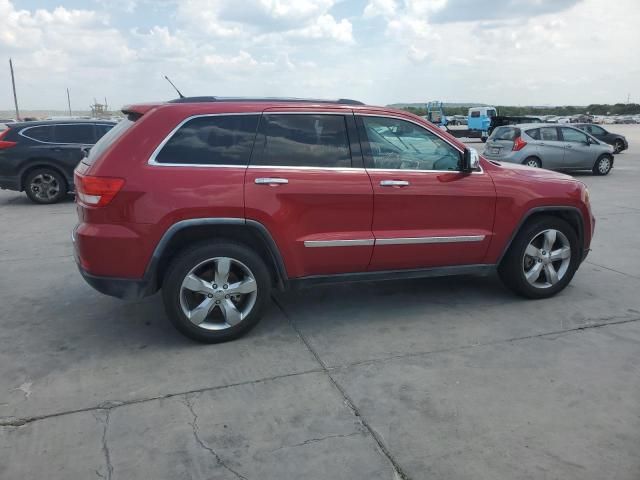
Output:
[144, 217, 289, 295]
[497, 206, 586, 265]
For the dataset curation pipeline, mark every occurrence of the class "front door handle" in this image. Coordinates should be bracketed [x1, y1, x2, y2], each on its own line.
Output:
[380, 180, 409, 187]
[255, 177, 288, 185]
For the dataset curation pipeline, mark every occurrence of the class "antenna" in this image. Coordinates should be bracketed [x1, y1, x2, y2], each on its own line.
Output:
[164, 75, 185, 98]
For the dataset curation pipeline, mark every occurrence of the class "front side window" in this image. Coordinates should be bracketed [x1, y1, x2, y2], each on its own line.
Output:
[54, 124, 95, 144]
[155, 115, 259, 165]
[254, 114, 351, 168]
[359, 116, 461, 171]
[590, 125, 606, 135]
[561, 127, 588, 143]
[487, 109, 497, 118]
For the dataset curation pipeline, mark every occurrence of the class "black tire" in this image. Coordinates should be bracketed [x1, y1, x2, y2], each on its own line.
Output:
[24, 168, 67, 204]
[498, 215, 580, 299]
[613, 140, 624, 154]
[481, 136, 488, 143]
[523, 157, 541, 168]
[162, 240, 272, 343]
[592, 155, 612, 175]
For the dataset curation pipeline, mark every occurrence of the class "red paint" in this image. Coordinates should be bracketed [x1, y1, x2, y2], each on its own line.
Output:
[74, 100, 594, 282]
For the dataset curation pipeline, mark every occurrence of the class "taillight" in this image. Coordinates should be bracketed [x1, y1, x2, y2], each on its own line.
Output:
[74, 172, 124, 207]
[512, 136, 527, 151]
[0, 128, 16, 149]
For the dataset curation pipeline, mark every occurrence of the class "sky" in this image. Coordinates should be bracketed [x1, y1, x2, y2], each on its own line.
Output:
[1, 0, 640, 110]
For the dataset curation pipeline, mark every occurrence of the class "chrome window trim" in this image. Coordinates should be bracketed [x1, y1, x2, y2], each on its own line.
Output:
[147, 112, 263, 166]
[355, 113, 484, 174]
[376, 235, 485, 245]
[304, 239, 375, 248]
[248, 165, 364, 172]
[18, 123, 111, 145]
[303, 235, 486, 248]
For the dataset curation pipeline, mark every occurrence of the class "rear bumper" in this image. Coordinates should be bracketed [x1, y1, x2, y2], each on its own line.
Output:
[72, 225, 153, 300]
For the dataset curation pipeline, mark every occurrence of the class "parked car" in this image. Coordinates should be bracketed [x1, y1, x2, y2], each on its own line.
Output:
[0, 119, 115, 203]
[73, 97, 595, 343]
[573, 123, 628, 153]
[483, 124, 615, 175]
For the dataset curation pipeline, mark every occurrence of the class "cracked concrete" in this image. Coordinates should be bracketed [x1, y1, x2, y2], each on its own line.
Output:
[2, 127, 640, 479]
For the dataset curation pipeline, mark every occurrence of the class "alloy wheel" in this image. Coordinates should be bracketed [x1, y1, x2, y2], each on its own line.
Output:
[522, 229, 571, 289]
[598, 157, 611, 174]
[526, 159, 540, 168]
[179, 257, 258, 330]
[30, 173, 60, 201]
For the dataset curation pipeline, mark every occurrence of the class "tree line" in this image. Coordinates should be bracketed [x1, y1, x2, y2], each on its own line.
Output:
[401, 103, 640, 117]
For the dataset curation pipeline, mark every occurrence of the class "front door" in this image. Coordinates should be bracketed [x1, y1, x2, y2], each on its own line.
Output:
[559, 127, 597, 169]
[244, 110, 374, 279]
[356, 114, 496, 271]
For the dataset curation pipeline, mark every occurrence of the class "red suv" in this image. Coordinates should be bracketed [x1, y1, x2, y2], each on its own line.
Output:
[73, 97, 595, 343]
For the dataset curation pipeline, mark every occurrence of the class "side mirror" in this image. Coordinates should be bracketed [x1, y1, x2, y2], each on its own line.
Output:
[462, 147, 480, 172]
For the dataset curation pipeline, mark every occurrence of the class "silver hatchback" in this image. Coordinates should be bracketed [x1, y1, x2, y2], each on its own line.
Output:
[483, 124, 615, 175]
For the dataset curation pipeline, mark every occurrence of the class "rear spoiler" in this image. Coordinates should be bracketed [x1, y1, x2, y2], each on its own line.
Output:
[121, 103, 161, 120]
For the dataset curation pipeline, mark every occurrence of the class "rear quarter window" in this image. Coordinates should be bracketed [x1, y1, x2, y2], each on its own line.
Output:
[154, 115, 259, 165]
[525, 128, 540, 140]
[21, 125, 55, 142]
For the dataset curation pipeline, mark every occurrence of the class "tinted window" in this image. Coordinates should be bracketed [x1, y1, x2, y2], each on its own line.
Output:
[539, 127, 559, 141]
[526, 128, 540, 140]
[590, 125, 606, 135]
[85, 119, 136, 166]
[255, 114, 351, 168]
[95, 124, 114, 139]
[360, 116, 461, 171]
[155, 115, 259, 165]
[561, 127, 588, 143]
[492, 127, 519, 141]
[22, 125, 55, 142]
[54, 124, 96, 144]
[487, 109, 496, 118]
[470, 111, 480, 118]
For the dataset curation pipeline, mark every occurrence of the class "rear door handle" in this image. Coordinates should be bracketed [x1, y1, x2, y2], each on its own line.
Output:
[380, 180, 409, 187]
[255, 177, 288, 185]
[539, 142, 546, 146]
[565, 144, 573, 149]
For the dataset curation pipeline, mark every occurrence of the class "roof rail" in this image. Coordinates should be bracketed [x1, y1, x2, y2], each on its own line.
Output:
[167, 96, 364, 105]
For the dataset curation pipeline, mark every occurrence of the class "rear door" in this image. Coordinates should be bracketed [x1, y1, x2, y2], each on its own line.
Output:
[559, 127, 597, 169]
[244, 109, 374, 278]
[531, 126, 565, 168]
[358, 113, 496, 271]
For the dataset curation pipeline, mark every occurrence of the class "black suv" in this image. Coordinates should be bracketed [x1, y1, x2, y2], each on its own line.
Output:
[0, 120, 115, 204]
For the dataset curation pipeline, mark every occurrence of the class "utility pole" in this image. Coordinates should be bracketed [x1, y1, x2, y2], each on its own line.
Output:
[67, 88, 72, 117]
[9, 58, 20, 120]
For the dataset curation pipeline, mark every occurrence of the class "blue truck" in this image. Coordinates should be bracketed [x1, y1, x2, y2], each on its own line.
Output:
[423, 102, 497, 142]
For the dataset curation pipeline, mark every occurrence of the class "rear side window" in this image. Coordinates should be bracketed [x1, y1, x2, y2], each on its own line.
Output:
[254, 114, 351, 168]
[95, 124, 114, 139]
[21, 125, 55, 142]
[492, 127, 520, 141]
[539, 127, 559, 141]
[54, 124, 95, 144]
[155, 115, 259, 165]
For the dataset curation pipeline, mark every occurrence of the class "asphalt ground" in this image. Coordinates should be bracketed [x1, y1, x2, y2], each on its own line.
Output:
[1, 125, 639, 479]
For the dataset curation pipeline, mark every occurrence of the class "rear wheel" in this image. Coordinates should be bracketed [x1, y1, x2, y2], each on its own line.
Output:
[24, 168, 67, 204]
[498, 216, 580, 299]
[523, 157, 541, 168]
[592, 155, 612, 175]
[162, 241, 271, 343]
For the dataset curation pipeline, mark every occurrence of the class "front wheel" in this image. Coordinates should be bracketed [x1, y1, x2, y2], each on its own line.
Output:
[614, 140, 624, 154]
[162, 241, 271, 343]
[592, 155, 612, 175]
[498, 216, 580, 299]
